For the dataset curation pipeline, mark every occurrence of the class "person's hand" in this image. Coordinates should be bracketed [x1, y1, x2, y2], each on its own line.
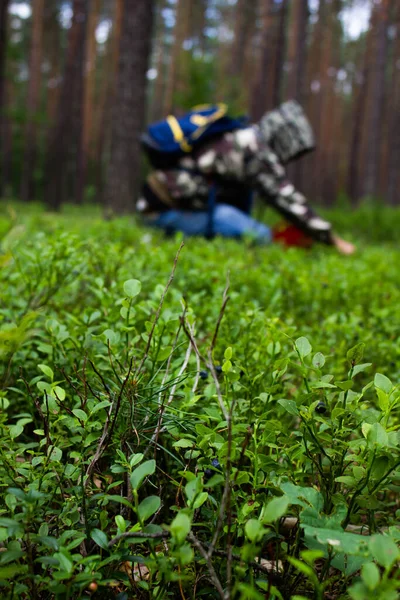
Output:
[332, 235, 356, 255]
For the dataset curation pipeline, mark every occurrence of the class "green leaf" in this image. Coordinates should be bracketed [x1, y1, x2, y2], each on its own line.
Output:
[137, 496, 161, 522]
[170, 512, 191, 545]
[91, 529, 109, 551]
[374, 373, 393, 394]
[123, 279, 142, 298]
[173, 439, 194, 448]
[156, 346, 172, 361]
[351, 363, 372, 378]
[54, 551, 73, 573]
[130, 460, 156, 490]
[362, 422, 388, 447]
[334, 476, 357, 488]
[312, 352, 325, 369]
[347, 343, 365, 365]
[278, 399, 299, 416]
[48, 446, 62, 462]
[38, 364, 54, 381]
[224, 347, 232, 360]
[262, 495, 289, 523]
[115, 516, 126, 532]
[0, 564, 28, 579]
[72, 409, 87, 422]
[192, 492, 208, 509]
[369, 534, 399, 569]
[102, 329, 120, 345]
[336, 380, 353, 391]
[92, 400, 112, 413]
[53, 386, 65, 401]
[245, 519, 267, 542]
[295, 337, 312, 360]
[361, 562, 380, 590]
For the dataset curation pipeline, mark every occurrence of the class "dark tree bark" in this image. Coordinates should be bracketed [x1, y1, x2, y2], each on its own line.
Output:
[21, 0, 45, 202]
[44, 0, 89, 209]
[347, 43, 370, 204]
[272, 0, 288, 107]
[286, 0, 309, 190]
[363, 0, 390, 198]
[286, 0, 309, 103]
[0, 0, 10, 197]
[251, 0, 276, 121]
[104, 0, 154, 215]
[163, 0, 192, 114]
[388, 2, 400, 205]
[151, 0, 168, 122]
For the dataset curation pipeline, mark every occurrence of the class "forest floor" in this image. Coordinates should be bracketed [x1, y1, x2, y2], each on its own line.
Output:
[0, 202, 399, 599]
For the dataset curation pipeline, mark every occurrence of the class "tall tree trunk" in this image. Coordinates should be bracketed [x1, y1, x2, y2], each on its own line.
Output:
[347, 39, 370, 204]
[20, 0, 45, 202]
[104, 0, 154, 215]
[251, 0, 275, 121]
[44, 1, 62, 125]
[286, 0, 308, 103]
[163, 0, 192, 114]
[320, 0, 342, 206]
[44, 0, 89, 209]
[151, 0, 168, 122]
[94, 0, 123, 200]
[83, 0, 100, 163]
[363, 0, 390, 198]
[77, 0, 100, 203]
[286, 0, 309, 190]
[0, 0, 10, 197]
[388, 2, 400, 205]
[272, 0, 288, 107]
[230, 0, 257, 110]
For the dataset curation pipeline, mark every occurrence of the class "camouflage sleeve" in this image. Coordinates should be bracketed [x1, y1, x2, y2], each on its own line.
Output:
[194, 130, 334, 245]
[248, 149, 334, 245]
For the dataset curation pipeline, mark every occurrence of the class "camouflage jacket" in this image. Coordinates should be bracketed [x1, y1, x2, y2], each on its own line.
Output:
[138, 101, 333, 245]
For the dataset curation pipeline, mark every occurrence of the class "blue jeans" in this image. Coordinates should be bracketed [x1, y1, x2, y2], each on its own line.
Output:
[146, 204, 272, 243]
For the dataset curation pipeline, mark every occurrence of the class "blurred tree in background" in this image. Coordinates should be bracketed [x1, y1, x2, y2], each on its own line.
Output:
[0, 0, 399, 213]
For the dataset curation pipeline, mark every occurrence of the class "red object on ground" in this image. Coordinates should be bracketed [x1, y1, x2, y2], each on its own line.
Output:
[273, 222, 314, 248]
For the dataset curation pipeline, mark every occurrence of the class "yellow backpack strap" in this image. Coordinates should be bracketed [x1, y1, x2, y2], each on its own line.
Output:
[190, 103, 228, 140]
[166, 115, 192, 152]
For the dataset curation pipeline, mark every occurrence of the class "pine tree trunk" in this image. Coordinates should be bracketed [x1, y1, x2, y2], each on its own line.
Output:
[151, 0, 168, 122]
[94, 0, 123, 201]
[286, 0, 309, 190]
[44, 0, 89, 209]
[251, 0, 275, 121]
[388, 2, 400, 205]
[286, 0, 308, 103]
[163, 0, 191, 114]
[347, 42, 370, 204]
[363, 0, 390, 199]
[83, 0, 100, 163]
[104, 0, 154, 215]
[0, 0, 10, 197]
[272, 0, 288, 107]
[44, 1, 62, 125]
[21, 0, 45, 202]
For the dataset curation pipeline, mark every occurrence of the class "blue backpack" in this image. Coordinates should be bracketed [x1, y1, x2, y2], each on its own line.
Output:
[141, 103, 249, 169]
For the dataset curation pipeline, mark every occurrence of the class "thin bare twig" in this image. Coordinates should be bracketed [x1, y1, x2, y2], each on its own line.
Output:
[108, 530, 169, 547]
[188, 532, 225, 600]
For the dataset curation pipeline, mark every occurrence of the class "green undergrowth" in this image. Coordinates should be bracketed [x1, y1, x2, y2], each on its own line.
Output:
[0, 202, 400, 599]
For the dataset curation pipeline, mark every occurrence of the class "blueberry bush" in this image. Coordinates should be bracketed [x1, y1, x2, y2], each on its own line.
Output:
[0, 203, 400, 599]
